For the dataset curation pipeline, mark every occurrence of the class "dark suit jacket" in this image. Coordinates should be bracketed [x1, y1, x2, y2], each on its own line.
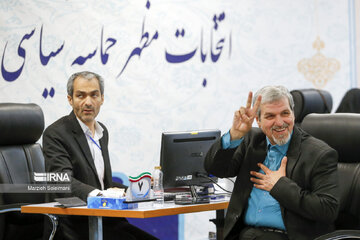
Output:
[204, 126, 339, 240]
[42, 111, 127, 240]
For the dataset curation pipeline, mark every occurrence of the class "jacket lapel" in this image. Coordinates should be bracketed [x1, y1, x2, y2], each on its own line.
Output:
[68, 112, 99, 179]
[244, 131, 267, 201]
[279, 126, 302, 226]
[100, 136, 112, 188]
[253, 137, 268, 169]
[285, 126, 302, 178]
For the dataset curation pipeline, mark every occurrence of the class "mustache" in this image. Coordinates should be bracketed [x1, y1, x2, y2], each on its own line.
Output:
[271, 123, 289, 131]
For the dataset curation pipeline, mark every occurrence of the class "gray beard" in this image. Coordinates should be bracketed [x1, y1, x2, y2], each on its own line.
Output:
[272, 132, 291, 146]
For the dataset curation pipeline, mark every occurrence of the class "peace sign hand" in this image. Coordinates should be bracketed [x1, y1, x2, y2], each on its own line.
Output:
[230, 91, 262, 140]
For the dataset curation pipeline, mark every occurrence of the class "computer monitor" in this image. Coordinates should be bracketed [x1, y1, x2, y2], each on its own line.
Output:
[160, 129, 221, 191]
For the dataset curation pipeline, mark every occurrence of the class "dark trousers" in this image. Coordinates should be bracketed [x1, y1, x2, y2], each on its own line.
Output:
[238, 226, 289, 240]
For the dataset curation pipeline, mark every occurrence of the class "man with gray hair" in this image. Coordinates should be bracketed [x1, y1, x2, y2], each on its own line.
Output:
[43, 71, 158, 240]
[205, 85, 339, 240]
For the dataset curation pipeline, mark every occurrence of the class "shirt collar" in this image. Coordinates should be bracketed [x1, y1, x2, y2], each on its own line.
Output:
[266, 131, 293, 155]
[76, 117, 104, 140]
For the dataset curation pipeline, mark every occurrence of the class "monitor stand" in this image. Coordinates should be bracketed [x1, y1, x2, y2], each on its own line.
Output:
[189, 185, 210, 204]
[190, 185, 199, 198]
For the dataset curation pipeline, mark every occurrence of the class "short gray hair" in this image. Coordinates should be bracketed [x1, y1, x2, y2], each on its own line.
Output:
[253, 85, 294, 118]
[67, 71, 104, 97]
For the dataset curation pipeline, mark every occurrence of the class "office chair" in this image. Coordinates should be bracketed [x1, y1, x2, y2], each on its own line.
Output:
[0, 103, 57, 240]
[301, 113, 360, 240]
[290, 88, 332, 124]
[336, 88, 360, 113]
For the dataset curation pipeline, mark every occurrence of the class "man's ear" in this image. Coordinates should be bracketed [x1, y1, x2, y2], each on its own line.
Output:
[67, 95, 73, 107]
[101, 94, 104, 105]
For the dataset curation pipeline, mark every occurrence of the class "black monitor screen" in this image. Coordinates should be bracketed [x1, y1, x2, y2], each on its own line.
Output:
[160, 129, 221, 189]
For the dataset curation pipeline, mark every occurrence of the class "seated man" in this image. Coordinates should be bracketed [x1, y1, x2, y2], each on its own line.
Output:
[43, 71, 157, 240]
[204, 85, 339, 240]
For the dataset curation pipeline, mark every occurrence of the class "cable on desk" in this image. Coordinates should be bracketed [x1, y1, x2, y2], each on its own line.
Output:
[196, 173, 232, 194]
[225, 177, 235, 184]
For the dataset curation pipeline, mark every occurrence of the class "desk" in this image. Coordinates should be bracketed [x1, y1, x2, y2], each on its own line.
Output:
[22, 201, 229, 240]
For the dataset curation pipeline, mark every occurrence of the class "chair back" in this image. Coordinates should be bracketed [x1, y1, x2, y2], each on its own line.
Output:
[290, 89, 332, 123]
[336, 88, 360, 113]
[0, 103, 46, 239]
[301, 113, 360, 229]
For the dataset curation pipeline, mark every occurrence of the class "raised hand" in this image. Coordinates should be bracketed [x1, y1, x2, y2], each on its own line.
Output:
[230, 91, 262, 140]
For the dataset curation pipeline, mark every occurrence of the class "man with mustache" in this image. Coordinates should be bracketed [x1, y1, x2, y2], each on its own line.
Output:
[205, 86, 339, 240]
[42, 71, 158, 240]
